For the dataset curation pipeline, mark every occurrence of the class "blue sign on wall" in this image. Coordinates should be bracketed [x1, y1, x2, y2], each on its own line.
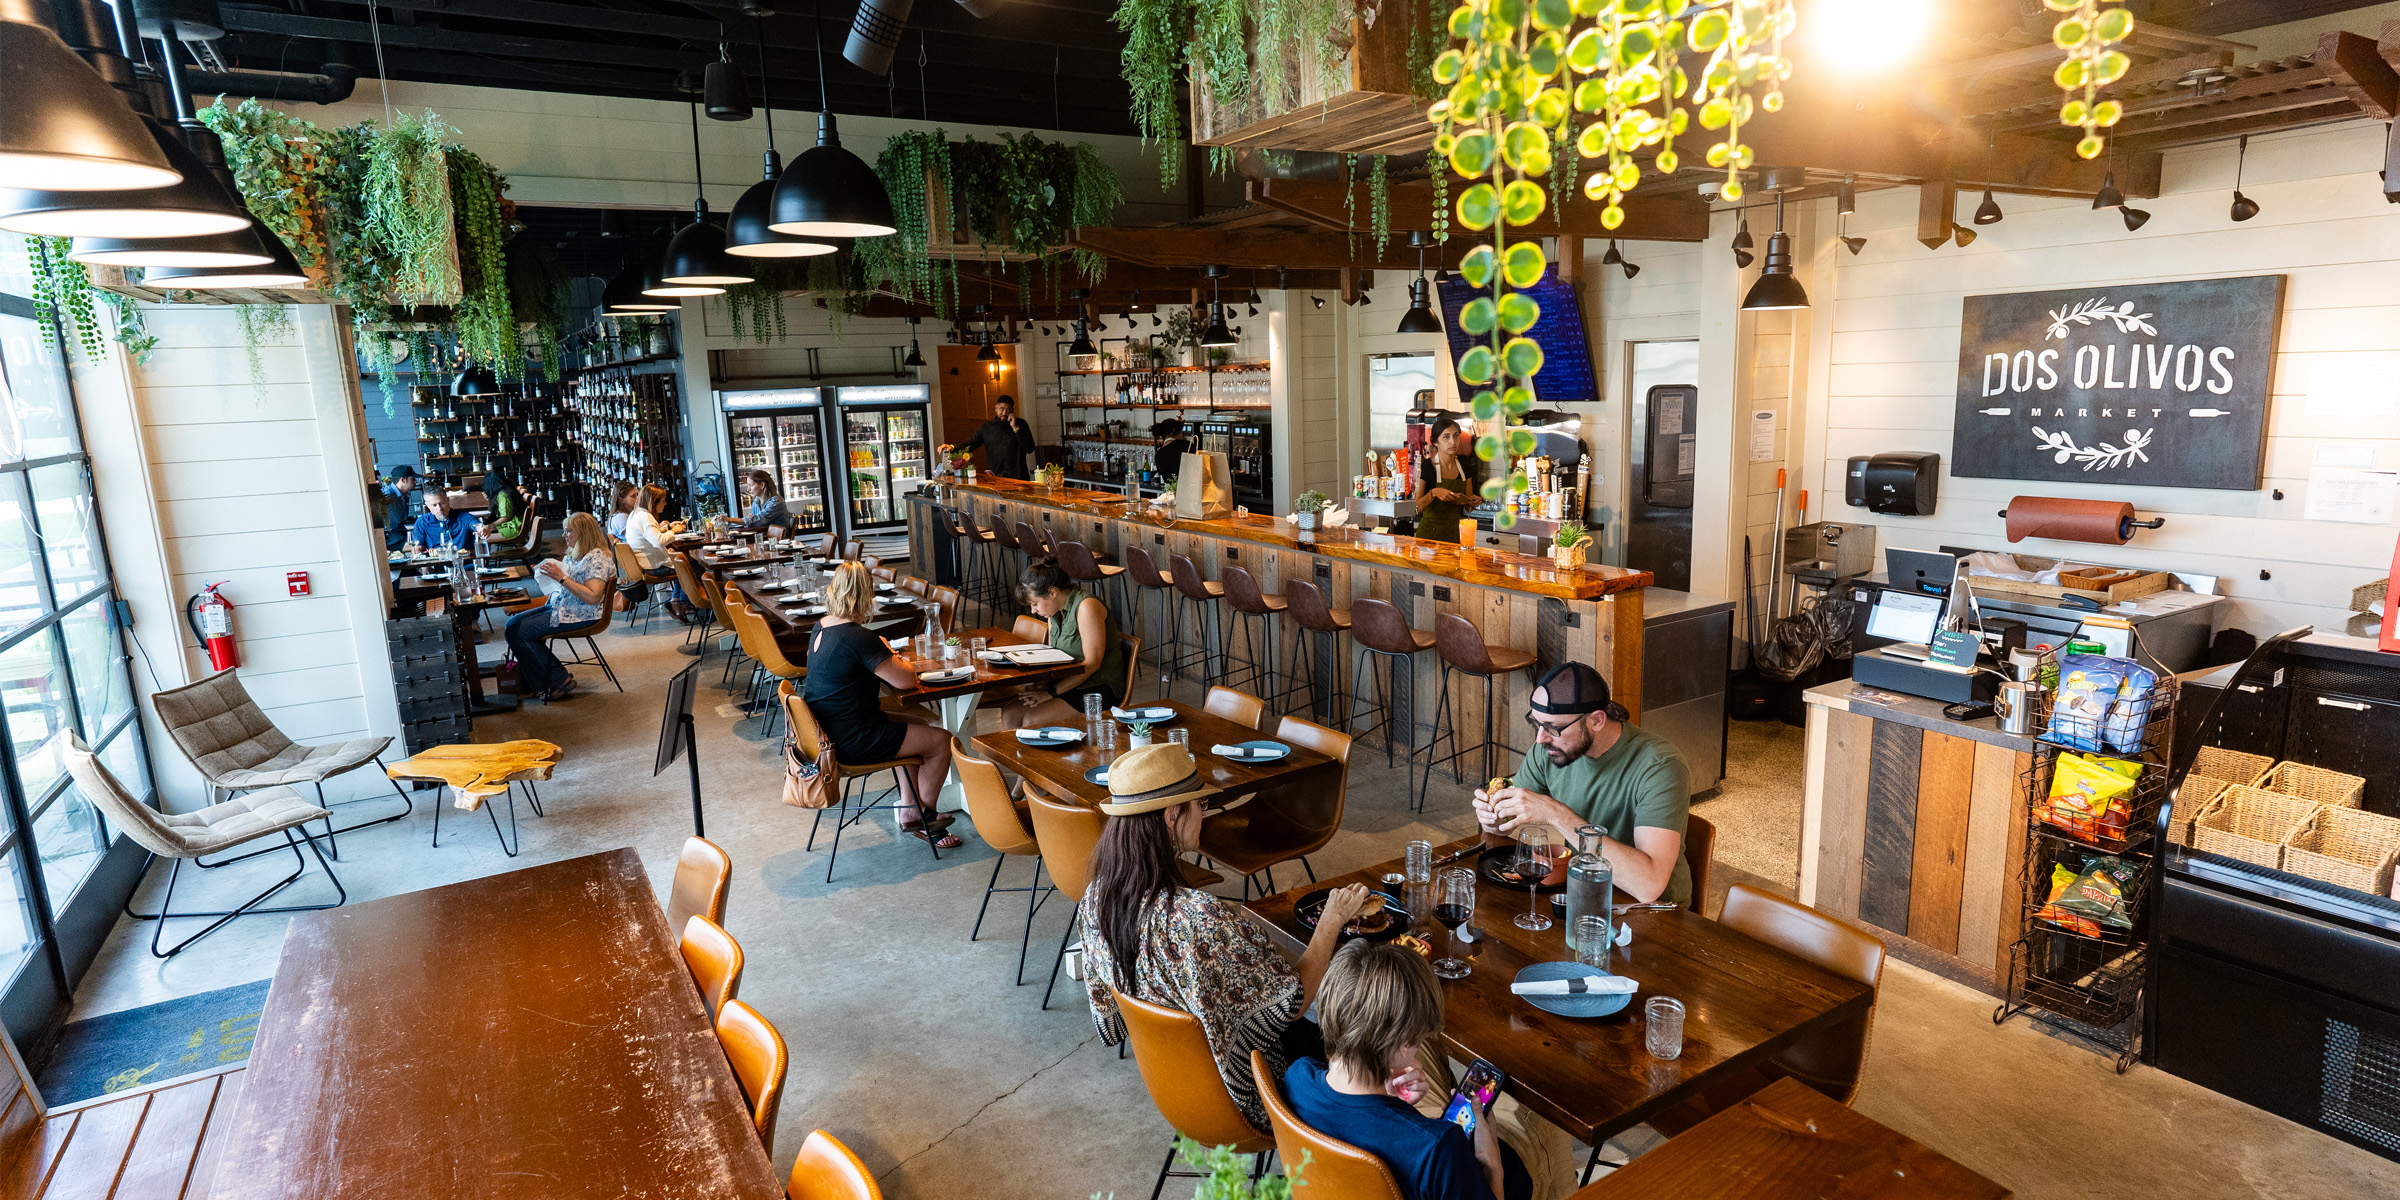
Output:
[1437, 267, 1599, 405]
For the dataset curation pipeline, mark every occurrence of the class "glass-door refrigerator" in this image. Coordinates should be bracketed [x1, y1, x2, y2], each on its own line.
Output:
[833, 384, 932, 534]
[720, 387, 833, 534]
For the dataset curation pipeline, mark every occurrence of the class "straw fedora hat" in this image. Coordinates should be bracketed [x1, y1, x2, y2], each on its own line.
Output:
[1097, 744, 1215, 815]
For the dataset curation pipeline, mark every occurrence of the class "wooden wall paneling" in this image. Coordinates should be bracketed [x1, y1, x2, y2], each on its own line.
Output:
[1808, 706, 1875, 918]
[41, 1090, 147, 1194]
[1858, 720, 1923, 934]
[179, 1070, 246, 1200]
[1905, 730, 1979, 956]
[1996, 751, 2033, 967]
[110, 1072, 223, 1199]
[1956, 741, 2024, 973]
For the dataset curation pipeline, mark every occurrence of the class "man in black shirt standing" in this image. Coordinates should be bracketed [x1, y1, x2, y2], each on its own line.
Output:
[968, 395, 1035, 479]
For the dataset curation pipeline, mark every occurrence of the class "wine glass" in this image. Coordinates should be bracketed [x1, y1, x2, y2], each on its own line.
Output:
[1515, 825, 1559, 931]
[1432, 866, 1475, 980]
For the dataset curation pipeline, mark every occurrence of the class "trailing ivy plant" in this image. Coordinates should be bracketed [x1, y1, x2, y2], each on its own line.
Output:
[1430, 0, 1793, 527]
[722, 258, 804, 344]
[27, 237, 107, 363]
[366, 110, 460, 306]
[858, 130, 1120, 315]
[234, 304, 293, 394]
[1114, 0, 1352, 185]
[197, 100, 331, 280]
[446, 145, 520, 380]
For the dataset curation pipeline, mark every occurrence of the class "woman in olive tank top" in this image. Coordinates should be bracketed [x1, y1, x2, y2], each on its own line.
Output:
[999, 556, 1132, 731]
[1412, 421, 1480, 544]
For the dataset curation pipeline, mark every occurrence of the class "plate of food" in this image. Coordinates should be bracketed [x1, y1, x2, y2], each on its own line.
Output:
[1477, 842, 1568, 893]
[1295, 888, 1410, 942]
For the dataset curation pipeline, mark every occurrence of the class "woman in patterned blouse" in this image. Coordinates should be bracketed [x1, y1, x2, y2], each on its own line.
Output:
[506, 511, 616, 701]
[1080, 743, 1371, 1133]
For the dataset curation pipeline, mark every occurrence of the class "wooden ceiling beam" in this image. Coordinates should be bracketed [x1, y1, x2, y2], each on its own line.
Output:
[2109, 99, 2363, 150]
[2321, 29, 2400, 119]
[1970, 50, 2238, 125]
[2104, 84, 2353, 138]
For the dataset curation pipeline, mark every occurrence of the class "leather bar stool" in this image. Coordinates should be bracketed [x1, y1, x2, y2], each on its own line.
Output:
[1054, 538, 1132, 632]
[943, 506, 1005, 622]
[1274, 579, 1351, 724]
[1015, 520, 1054, 561]
[983, 513, 1026, 612]
[1344, 597, 1437, 803]
[1218, 566, 1288, 704]
[1119, 543, 1178, 700]
[1165, 553, 1227, 687]
[1419, 611, 1539, 811]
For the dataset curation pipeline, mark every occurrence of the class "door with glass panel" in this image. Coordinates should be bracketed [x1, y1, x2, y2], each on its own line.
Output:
[0, 239, 154, 1047]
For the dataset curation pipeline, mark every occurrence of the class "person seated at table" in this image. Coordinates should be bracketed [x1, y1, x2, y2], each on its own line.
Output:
[481, 466, 528, 545]
[1472, 662, 1691, 907]
[737, 469, 790, 533]
[410, 486, 480, 554]
[605, 479, 635, 538]
[997, 556, 1130, 732]
[380, 465, 418, 550]
[802, 561, 958, 848]
[1284, 942, 1533, 1200]
[1082, 742, 1370, 1132]
[505, 512, 617, 702]
[619, 483, 693, 619]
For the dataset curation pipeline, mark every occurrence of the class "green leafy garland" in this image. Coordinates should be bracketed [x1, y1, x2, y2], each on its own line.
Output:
[722, 258, 803, 344]
[27, 238, 106, 363]
[446, 146, 520, 380]
[1113, 0, 1351, 184]
[856, 130, 1120, 320]
[366, 110, 459, 306]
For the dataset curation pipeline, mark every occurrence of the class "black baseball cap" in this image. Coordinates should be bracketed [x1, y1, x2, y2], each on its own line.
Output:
[389, 465, 417, 481]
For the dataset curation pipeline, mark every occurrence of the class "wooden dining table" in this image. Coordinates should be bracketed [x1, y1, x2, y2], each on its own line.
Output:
[971, 698, 1337, 810]
[1246, 836, 1876, 1181]
[206, 848, 781, 1200]
[1569, 1077, 2007, 1199]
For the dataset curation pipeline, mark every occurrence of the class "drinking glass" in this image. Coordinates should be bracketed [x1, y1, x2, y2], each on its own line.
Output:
[1645, 997, 1685, 1060]
[1405, 839, 1434, 887]
[1168, 728, 1189, 748]
[969, 636, 989, 658]
[1084, 693, 1105, 732]
[1574, 916, 1612, 972]
[1515, 825, 1559, 931]
[1432, 867, 1475, 980]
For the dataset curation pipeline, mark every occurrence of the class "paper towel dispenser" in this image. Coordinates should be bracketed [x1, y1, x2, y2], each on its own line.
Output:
[1845, 452, 1940, 516]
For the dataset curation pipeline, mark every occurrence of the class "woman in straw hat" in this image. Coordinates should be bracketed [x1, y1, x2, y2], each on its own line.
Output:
[1079, 743, 1370, 1133]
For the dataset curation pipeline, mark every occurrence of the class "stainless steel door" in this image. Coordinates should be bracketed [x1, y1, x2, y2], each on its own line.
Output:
[1626, 341, 1698, 591]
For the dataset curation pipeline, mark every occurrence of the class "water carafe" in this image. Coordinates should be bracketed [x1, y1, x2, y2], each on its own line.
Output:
[1564, 824, 1612, 964]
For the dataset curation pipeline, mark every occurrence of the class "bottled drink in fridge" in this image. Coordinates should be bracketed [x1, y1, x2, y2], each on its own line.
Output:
[1564, 823, 1612, 965]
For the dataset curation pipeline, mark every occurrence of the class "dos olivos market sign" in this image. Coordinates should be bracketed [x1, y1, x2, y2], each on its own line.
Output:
[1951, 275, 2284, 491]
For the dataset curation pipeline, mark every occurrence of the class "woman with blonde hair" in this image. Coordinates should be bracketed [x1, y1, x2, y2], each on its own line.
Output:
[506, 511, 617, 701]
[800, 561, 956, 846]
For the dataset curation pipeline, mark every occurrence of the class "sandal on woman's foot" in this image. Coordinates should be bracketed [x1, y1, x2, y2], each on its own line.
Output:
[909, 827, 964, 849]
[545, 679, 578, 701]
[900, 810, 956, 832]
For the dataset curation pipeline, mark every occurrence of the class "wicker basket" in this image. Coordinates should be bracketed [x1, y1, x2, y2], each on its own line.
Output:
[2192, 787, 2319, 869]
[2260, 761, 2365, 809]
[2171, 778, 2231, 847]
[2186, 746, 2273, 788]
[2281, 806, 2400, 895]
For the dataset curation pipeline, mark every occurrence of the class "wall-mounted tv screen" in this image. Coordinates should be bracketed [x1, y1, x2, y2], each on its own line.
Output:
[1437, 267, 1598, 405]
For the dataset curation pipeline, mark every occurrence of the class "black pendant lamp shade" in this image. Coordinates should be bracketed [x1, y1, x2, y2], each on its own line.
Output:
[704, 50, 752, 121]
[658, 200, 753, 287]
[728, 150, 835, 258]
[2, 120, 249, 239]
[1199, 264, 1239, 346]
[2092, 172, 2124, 210]
[1067, 320, 1096, 358]
[1739, 191, 1809, 311]
[770, 113, 895, 238]
[603, 262, 677, 312]
[1973, 189, 2004, 225]
[0, 0, 179, 192]
[71, 221, 270, 267]
[902, 316, 926, 366]
[450, 364, 500, 396]
[139, 225, 308, 289]
[2229, 135, 2260, 222]
[1396, 278, 1443, 333]
[974, 336, 1000, 362]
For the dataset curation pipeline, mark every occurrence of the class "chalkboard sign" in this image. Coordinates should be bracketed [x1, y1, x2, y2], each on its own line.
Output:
[1438, 268, 1598, 404]
[1950, 275, 2284, 491]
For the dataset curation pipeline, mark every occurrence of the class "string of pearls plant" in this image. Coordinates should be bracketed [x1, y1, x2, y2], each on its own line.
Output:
[2049, 0, 2134, 159]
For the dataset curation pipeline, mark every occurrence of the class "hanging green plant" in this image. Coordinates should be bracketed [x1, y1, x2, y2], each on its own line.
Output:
[197, 99, 330, 280]
[1367, 154, 1390, 257]
[446, 145, 520, 380]
[27, 237, 107, 363]
[860, 131, 1120, 312]
[1113, 0, 1351, 184]
[2049, 0, 2132, 159]
[722, 258, 802, 344]
[1431, 0, 1794, 526]
[234, 304, 293, 394]
[366, 110, 460, 305]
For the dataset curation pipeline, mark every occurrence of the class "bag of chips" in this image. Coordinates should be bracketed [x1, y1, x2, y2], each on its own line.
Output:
[2044, 752, 2143, 842]
[2045, 658, 2124, 751]
[2035, 854, 2140, 936]
[2100, 659, 2159, 754]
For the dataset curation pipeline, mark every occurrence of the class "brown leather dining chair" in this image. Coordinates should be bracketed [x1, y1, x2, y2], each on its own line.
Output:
[716, 998, 788, 1154]
[666, 835, 732, 937]
[898, 574, 932, 598]
[1117, 992, 1276, 1196]
[1028, 791, 1105, 1011]
[1198, 715, 1351, 897]
[680, 914, 743, 1017]
[1685, 812, 1716, 916]
[1250, 1051, 1406, 1200]
[786, 1130, 882, 1200]
[955, 739, 1052, 985]
[1204, 685, 1267, 732]
[783, 681, 939, 882]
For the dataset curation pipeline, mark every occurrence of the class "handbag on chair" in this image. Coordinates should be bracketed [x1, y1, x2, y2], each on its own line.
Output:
[781, 723, 841, 809]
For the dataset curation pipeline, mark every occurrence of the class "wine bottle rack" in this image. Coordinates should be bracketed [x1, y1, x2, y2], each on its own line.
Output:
[409, 379, 580, 511]
[561, 366, 687, 516]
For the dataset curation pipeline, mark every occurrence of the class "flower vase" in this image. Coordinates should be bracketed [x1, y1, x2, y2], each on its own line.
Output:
[1296, 511, 1319, 531]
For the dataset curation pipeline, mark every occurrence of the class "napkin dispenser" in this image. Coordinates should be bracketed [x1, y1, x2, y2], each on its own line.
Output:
[1844, 452, 1939, 516]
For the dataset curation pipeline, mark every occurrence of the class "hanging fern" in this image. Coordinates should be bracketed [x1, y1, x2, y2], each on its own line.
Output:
[366, 110, 459, 305]
[234, 304, 292, 395]
[446, 145, 520, 380]
[1367, 154, 1390, 257]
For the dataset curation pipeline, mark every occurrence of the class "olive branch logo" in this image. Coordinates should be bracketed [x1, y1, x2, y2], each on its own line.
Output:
[2045, 297, 2158, 340]
[2031, 426, 2153, 470]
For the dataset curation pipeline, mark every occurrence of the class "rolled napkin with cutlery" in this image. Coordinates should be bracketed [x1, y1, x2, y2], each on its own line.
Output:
[1211, 743, 1281, 760]
[1510, 975, 1639, 997]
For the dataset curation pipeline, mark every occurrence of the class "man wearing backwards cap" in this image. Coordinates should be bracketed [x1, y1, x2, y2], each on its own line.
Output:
[1472, 662, 1693, 907]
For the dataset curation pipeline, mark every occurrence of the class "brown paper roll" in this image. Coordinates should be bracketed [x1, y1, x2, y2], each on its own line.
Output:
[2005, 496, 2134, 544]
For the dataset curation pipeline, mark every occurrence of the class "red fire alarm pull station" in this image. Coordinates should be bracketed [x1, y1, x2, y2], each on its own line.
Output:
[286, 571, 309, 597]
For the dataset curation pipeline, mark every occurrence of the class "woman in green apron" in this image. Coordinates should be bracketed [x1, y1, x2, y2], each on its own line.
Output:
[1411, 421, 1480, 544]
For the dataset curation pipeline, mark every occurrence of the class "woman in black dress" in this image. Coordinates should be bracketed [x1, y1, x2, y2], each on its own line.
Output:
[800, 561, 959, 847]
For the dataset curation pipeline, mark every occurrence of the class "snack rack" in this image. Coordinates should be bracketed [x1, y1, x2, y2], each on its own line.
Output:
[1994, 667, 2179, 1072]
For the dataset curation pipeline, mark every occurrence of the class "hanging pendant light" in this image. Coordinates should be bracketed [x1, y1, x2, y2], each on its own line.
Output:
[0, 0, 179, 192]
[2229, 134, 2260, 222]
[704, 42, 752, 121]
[603, 260, 677, 312]
[656, 102, 754, 289]
[70, 222, 270, 267]
[1972, 189, 2004, 225]
[1200, 264, 1239, 346]
[902, 314, 926, 366]
[1395, 233, 1442, 334]
[139, 225, 309, 289]
[1739, 186, 1809, 311]
[450, 363, 500, 396]
[728, 18, 834, 258]
[1730, 219, 1755, 269]
[974, 334, 1000, 362]
[1836, 175, 1865, 255]
[769, 9, 895, 238]
[2, 120, 249, 238]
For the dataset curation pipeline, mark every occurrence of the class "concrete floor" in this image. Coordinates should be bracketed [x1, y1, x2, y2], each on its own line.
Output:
[69, 610, 2400, 1199]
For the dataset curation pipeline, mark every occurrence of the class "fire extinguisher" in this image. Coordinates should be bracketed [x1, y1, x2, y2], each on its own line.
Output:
[186, 582, 237, 672]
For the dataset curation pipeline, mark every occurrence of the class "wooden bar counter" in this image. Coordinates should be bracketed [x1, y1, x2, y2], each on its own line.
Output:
[1798, 681, 2037, 996]
[910, 479, 1651, 775]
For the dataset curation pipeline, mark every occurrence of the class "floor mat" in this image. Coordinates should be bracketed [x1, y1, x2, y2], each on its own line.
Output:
[35, 978, 271, 1105]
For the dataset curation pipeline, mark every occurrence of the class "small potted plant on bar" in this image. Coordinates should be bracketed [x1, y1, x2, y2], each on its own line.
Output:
[1041, 463, 1067, 490]
[1552, 521, 1591, 570]
[1122, 719, 1155, 748]
[1294, 489, 1328, 532]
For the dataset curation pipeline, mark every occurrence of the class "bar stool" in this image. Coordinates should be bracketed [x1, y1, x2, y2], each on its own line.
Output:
[984, 514, 1027, 610]
[1420, 612, 1538, 809]
[1119, 544, 1178, 699]
[1015, 520, 1054, 561]
[944, 506, 1005, 621]
[1165, 553, 1226, 686]
[1274, 579, 1350, 724]
[1055, 539, 1132, 628]
[1344, 597, 1437, 805]
[1219, 567, 1287, 704]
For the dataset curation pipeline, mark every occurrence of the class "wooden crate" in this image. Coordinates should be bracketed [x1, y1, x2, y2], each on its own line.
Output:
[1968, 554, 2174, 604]
[922, 167, 1058, 264]
[1190, 16, 1430, 155]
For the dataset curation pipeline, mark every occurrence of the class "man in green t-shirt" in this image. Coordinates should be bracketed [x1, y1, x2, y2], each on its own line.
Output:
[1471, 662, 1693, 907]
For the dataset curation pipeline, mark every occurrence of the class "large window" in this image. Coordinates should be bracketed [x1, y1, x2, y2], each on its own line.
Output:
[0, 236, 150, 1025]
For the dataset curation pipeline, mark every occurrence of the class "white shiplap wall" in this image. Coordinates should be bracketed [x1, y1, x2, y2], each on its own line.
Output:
[1593, 238, 1705, 564]
[81, 306, 399, 809]
[1811, 121, 2400, 635]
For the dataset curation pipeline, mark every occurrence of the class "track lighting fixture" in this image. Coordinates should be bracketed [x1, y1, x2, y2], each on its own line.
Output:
[1311, 295, 1325, 309]
[2229, 134, 2260, 222]
[1598, 238, 1641, 279]
[2121, 205, 2151, 231]
[1151, 313, 1161, 327]
[1739, 181, 1809, 311]
[1731, 219, 1754, 269]
[1837, 176, 1856, 216]
[1841, 234, 1867, 255]
[1973, 189, 2003, 225]
[2092, 172, 2124, 210]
